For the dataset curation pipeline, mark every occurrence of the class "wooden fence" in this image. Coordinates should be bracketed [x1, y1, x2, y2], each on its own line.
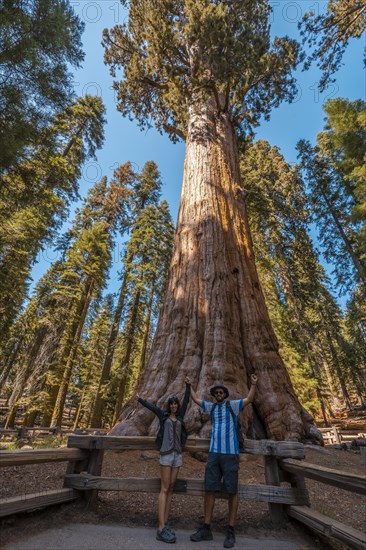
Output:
[1, 436, 365, 550]
[319, 427, 366, 446]
[0, 427, 108, 439]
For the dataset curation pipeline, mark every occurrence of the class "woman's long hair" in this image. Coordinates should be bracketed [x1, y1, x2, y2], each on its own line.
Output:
[165, 395, 180, 414]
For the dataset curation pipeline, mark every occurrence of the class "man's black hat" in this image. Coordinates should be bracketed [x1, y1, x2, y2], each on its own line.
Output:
[210, 384, 229, 398]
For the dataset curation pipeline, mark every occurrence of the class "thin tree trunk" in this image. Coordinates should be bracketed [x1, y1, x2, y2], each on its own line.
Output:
[113, 288, 141, 424]
[320, 189, 366, 283]
[139, 283, 155, 372]
[4, 330, 46, 428]
[73, 383, 88, 430]
[111, 99, 321, 442]
[90, 266, 129, 427]
[50, 279, 95, 427]
[22, 409, 39, 427]
[0, 336, 24, 389]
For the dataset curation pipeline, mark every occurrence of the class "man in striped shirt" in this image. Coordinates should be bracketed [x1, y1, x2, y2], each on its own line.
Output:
[186, 373, 258, 548]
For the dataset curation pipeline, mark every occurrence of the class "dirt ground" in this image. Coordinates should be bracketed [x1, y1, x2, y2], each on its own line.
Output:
[1, 443, 365, 549]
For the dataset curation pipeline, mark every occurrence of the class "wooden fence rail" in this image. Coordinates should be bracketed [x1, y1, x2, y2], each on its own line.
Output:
[63, 474, 308, 505]
[0, 427, 108, 438]
[319, 427, 366, 445]
[0, 447, 86, 517]
[0, 448, 88, 467]
[280, 458, 366, 495]
[1, 435, 365, 550]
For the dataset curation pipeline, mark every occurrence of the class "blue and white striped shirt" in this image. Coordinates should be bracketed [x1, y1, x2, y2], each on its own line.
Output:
[202, 399, 244, 455]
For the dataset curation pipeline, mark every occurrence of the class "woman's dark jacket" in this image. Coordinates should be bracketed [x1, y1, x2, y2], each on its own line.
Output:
[138, 383, 190, 451]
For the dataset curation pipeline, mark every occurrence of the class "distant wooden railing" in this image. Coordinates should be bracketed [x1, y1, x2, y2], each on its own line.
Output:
[0, 427, 108, 439]
[319, 426, 366, 445]
[1, 436, 365, 550]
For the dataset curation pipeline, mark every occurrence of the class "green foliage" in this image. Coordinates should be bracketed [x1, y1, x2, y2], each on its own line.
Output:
[1, 160, 175, 428]
[0, 0, 85, 170]
[103, 0, 301, 141]
[111, 199, 175, 421]
[1, 169, 129, 427]
[73, 296, 114, 427]
[343, 287, 366, 394]
[241, 140, 362, 416]
[297, 98, 366, 293]
[300, 0, 366, 90]
[0, 96, 106, 345]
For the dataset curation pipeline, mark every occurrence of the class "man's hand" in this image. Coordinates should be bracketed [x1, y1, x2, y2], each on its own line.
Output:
[243, 374, 257, 407]
[186, 377, 202, 406]
[250, 374, 258, 385]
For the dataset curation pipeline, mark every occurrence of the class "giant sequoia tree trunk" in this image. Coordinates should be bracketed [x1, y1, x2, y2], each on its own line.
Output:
[111, 99, 321, 442]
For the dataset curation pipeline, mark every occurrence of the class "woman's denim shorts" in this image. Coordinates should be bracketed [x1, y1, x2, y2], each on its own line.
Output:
[159, 451, 183, 468]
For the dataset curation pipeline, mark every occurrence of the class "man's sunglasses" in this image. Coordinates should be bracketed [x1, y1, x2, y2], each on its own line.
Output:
[215, 390, 225, 395]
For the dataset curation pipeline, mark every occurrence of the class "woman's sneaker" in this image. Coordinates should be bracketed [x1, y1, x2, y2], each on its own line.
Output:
[156, 526, 176, 543]
[165, 522, 175, 535]
[190, 525, 213, 542]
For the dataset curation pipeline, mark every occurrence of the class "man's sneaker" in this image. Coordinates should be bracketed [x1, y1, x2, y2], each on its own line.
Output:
[156, 526, 176, 543]
[190, 525, 213, 542]
[223, 526, 235, 548]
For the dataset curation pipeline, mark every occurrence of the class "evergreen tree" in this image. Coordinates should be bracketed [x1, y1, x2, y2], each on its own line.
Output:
[0, 0, 84, 170]
[297, 98, 366, 293]
[90, 161, 163, 427]
[49, 166, 132, 427]
[300, 0, 366, 90]
[2, 167, 131, 428]
[72, 296, 114, 429]
[343, 288, 366, 403]
[3, 261, 67, 428]
[241, 140, 358, 419]
[0, 96, 106, 347]
[112, 201, 175, 424]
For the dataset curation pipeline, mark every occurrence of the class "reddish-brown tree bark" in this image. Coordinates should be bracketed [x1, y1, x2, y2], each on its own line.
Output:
[111, 99, 321, 442]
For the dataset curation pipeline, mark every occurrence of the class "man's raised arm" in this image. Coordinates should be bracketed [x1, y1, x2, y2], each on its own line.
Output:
[185, 376, 203, 407]
[243, 374, 258, 407]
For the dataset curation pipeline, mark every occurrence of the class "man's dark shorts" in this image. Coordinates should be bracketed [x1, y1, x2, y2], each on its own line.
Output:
[204, 453, 239, 494]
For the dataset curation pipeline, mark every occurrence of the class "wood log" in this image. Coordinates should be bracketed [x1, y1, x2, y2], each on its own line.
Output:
[63, 474, 307, 505]
[0, 448, 88, 467]
[0, 489, 79, 517]
[287, 506, 366, 550]
[280, 458, 366, 495]
[67, 435, 305, 458]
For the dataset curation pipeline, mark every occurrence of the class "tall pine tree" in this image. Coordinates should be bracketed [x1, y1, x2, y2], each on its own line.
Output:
[0, 96, 106, 347]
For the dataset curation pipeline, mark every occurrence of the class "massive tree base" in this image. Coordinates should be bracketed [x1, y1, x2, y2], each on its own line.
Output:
[110, 102, 322, 445]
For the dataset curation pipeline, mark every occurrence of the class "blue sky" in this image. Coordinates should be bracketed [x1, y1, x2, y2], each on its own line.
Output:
[32, 0, 366, 300]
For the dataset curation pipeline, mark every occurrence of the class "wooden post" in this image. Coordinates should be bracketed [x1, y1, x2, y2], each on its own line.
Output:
[332, 427, 341, 444]
[264, 456, 287, 528]
[84, 448, 105, 510]
[64, 449, 91, 498]
[357, 438, 366, 468]
[287, 472, 310, 507]
[65, 443, 104, 510]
